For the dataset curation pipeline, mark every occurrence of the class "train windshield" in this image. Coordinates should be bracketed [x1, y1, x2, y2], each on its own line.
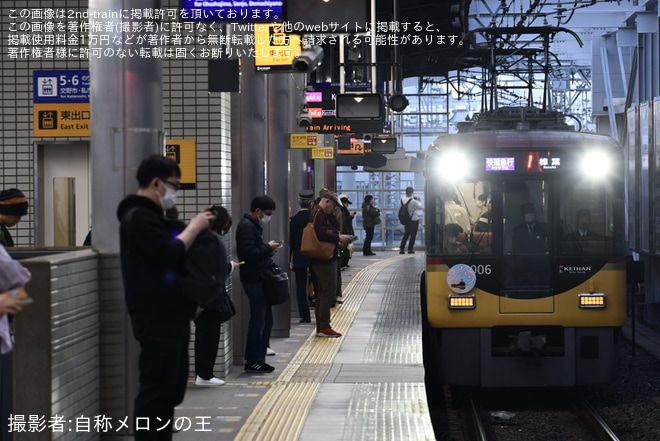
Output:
[426, 172, 625, 297]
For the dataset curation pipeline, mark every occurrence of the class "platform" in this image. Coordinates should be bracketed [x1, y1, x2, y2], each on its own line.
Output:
[172, 251, 660, 441]
[174, 251, 434, 441]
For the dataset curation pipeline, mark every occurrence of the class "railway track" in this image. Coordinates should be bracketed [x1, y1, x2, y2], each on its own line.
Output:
[445, 393, 622, 441]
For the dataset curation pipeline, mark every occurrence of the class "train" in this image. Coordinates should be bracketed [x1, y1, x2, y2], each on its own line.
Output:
[421, 107, 627, 388]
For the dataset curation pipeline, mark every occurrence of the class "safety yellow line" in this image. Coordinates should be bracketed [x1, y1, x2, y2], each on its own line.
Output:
[233, 255, 407, 441]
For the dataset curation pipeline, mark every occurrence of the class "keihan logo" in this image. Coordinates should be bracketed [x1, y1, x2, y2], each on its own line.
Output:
[559, 265, 592, 274]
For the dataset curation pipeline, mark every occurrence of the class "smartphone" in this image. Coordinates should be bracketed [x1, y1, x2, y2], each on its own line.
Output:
[18, 297, 34, 306]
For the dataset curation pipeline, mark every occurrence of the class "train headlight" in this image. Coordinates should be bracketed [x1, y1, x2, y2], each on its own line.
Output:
[578, 293, 607, 308]
[580, 151, 611, 179]
[429, 151, 468, 181]
[448, 294, 476, 309]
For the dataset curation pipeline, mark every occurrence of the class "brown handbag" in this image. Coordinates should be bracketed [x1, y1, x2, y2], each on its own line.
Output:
[301, 212, 336, 261]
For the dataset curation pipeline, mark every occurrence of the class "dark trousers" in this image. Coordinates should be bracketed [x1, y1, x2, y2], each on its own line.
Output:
[243, 281, 273, 362]
[1, 352, 12, 441]
[133, 319, 190, 441]
[194, 309, 222, 379]
[311, 258, 338, 331]
[293, 267, 311, 321]
[364, 227, 374, 254]
[400, 220, 420, 252]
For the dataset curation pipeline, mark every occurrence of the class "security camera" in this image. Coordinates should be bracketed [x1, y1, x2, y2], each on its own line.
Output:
[296, 104, 312, 127]
[292, 46, 324, 73]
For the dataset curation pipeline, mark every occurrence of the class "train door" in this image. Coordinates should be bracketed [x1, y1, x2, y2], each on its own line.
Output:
[501, 179, 552, 298]
[35, 142, 91, 246]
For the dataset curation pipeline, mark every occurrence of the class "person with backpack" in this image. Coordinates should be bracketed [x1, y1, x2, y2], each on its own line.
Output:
[399, 186, 423, 254]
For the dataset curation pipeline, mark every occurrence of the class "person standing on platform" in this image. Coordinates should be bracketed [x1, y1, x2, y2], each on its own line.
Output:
[190, 205, 240, 386]
[289, 190, 314, 324]
[0, 243, 30, 347]
[337, 194, 355, 269]
[399, 186, 423, 254]
[117, 154, 215, 440]
[0, 188, 29, 247]
[236, 195, 281, 373]
[361, 195, 380, 256]
[309, 192, 353, 338]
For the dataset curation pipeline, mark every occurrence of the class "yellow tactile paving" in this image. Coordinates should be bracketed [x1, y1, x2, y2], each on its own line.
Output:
[233, 255, 406, 441]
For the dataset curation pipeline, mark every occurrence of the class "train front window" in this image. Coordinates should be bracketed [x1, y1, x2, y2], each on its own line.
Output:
[558, 177, 618, 255]
[427, 181, 492, 255]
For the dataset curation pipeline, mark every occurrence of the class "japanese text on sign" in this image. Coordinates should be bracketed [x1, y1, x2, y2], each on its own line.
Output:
[5, 8, 463, 60]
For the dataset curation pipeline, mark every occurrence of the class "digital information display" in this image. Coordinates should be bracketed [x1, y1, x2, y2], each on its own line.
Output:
[486, 157, 515, 171]
[179, 1, 283, 22]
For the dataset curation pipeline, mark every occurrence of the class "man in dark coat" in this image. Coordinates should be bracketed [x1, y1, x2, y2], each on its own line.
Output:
[289, 190, 314, 323]
[511, 202, 548, 254]
[236, 195, 281, 373]
[116, 154, 214, 440]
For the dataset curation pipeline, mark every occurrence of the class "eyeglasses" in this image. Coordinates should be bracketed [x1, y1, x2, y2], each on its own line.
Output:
[160, 179, 182, 191]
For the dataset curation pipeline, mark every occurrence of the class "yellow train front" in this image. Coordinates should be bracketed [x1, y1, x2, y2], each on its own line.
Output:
[421, 113, 627, 388]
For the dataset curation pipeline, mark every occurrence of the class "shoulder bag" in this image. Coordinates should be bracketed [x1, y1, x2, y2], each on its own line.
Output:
[261, 262, 290, 305]
[301, 211, 336, 261]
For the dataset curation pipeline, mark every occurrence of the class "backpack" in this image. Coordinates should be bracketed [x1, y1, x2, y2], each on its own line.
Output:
[398, 198, 413, 225]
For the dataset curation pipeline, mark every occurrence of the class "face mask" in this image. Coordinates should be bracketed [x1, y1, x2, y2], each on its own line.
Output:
[524, 213, 535, 223]
[158, 185, 178, 211]
[259, 214, 272, 227]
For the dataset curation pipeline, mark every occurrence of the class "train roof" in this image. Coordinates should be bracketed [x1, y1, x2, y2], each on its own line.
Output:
[428, 107, 620, 155]
[429, 130, 619, 154]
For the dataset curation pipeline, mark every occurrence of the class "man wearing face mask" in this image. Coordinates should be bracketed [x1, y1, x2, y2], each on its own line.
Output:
[511, 202, 548, 254]
[235, 195, 281, 373]
[117, 154, 215, 440]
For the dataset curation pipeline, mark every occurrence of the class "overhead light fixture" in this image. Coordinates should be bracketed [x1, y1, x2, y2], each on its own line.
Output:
[292, 46, 324, 73]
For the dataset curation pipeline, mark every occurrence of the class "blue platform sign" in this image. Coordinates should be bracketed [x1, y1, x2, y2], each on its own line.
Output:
[33, 70, 90, 103]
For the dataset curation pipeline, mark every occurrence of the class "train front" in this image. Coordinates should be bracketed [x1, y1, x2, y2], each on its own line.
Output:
[421, 128, 627, 387]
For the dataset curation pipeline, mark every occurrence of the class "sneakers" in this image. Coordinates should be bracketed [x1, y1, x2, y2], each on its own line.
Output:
[399, 250, 405, 254]
[244, 361, 275, 373]
[266, 347, 276, 356]
[195, 375, 225, 386]
[408, 250, 415, 254]
[299, 318, 311, 323]
[316, 327, 342, 338]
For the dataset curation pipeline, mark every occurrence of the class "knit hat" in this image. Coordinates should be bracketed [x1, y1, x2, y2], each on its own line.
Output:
[0, 189, 28, 216]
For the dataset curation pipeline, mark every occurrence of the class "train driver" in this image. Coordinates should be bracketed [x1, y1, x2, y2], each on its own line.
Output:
[511, 202, 548, 254]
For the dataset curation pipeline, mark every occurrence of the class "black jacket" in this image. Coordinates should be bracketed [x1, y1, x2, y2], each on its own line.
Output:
[182, 229, 232, 309]
[289, 208, 311, 269]
[116, 195, 196, 330]
[236, 213, 274, 282]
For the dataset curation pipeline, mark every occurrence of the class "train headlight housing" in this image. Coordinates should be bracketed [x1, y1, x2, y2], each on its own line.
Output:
[580, 151, 612, 179]
[578, 292, 607, 308]
[448, 294, 476, 309]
